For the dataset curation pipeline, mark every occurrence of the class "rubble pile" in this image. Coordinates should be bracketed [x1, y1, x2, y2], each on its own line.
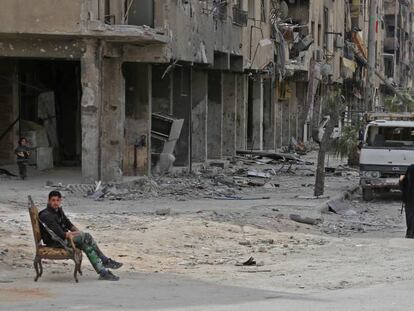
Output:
[105, 175, 239, 201]
[54, 152, 318, 201]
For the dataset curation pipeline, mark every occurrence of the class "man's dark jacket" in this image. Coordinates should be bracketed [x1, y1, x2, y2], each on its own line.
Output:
[39, 205, 74, 247]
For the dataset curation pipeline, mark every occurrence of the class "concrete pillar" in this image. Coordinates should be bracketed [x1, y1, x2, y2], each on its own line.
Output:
[236, 74, 247, 150]
[191, 70, 208, 163]
[289, 82, 298, 143]
[263, 78, 275, 150]
[80, 40, 102, 183]
[296, 82, 307, 142]
[251, 76, 263, 150]
[274, 100, 283, 148]
[100, 57, 125, 182]
[222, 72, 237, 157]
[172, 67, 191, 167]
[207, 71, 223, 159]
[281, 99, 289, 146]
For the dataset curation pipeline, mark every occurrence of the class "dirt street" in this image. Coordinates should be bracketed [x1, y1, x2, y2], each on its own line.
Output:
[0, 153, 412, 310]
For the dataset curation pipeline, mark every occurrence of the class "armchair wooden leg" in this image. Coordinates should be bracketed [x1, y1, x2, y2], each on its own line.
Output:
[39, 259, 43, 277]
[73, 253, 82, 283]
[34, 257, 41, 282]
[73, 264, 79, 283]
[78, 257, 83, 275]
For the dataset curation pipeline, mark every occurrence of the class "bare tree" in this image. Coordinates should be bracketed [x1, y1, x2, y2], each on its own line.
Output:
[312, 87, 344, 197]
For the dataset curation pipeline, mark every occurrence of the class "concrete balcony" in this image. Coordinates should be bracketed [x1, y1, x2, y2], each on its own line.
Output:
[0, 0, 168, 44]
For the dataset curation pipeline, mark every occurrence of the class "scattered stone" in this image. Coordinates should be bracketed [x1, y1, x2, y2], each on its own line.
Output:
[289, 214, 322, 226]
[239, 241, 251, 246]
[155, 208, 171, 216]
[260, 239, 274, 244]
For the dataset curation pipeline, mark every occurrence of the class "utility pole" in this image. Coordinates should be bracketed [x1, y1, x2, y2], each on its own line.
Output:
[365, 0, 378, 112]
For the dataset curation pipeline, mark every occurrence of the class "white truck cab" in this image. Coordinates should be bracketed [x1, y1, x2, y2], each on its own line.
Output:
[360, 117, 414, 201]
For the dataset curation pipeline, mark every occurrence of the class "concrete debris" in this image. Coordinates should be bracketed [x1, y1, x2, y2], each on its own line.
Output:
[49, 155, 316, 201]
[325, 165, 360, 177]
[236, 150, 313, 165]
[296, 195, 330, 200]
[289, 214, 322, 226]
[327, 199, 357, 216]
[235, 256, 256, 266]
[155, 208, 171, 216]
[239, 269, 271, 273]
[0, 168, 17, 178]
[212, 196, 270, 201]
[247, 170, 271, 178]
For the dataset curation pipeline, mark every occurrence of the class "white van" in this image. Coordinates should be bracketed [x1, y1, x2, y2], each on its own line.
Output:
[360, 119, 414, 201]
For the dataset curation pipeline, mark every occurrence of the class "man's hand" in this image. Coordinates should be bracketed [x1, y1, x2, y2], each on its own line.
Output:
[400, 175, 406, 182]
[65, 231, 80, 239]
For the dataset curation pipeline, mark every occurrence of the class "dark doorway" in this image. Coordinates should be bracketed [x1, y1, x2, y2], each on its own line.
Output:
[18, 59, 82, 166]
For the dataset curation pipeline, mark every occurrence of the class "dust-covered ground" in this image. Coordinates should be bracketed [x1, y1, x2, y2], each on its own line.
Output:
[0, 153, 412, 310]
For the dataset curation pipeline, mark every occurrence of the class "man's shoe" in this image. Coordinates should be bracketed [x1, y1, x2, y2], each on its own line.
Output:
[99, 270, 119, 281]
[103, 258, 123, 269]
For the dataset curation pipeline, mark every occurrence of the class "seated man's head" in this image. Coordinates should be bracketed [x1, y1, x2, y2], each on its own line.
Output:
[18, 137, 27, 146]
[48, 191, 62, 209]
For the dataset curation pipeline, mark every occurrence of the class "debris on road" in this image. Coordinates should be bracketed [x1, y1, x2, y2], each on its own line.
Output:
[289, 214, 322, 226]
[327, 200, 357, 216]
[235, 256, 257, 266]
[155, 208, 171, 216]
[236, 150, 313, 165]
[0, 168, 17, 178]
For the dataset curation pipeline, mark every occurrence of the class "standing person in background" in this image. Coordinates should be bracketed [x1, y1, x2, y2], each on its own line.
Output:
[400, 165, 414, 238]
[14, 137, 32, 180]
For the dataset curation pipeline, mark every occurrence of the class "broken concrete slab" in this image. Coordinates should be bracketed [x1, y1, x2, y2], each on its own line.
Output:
[247, 170, 271, 178]
[327, 200, 357, 216]
[155, 208, 171, 216]
[289, 214, 322, 226]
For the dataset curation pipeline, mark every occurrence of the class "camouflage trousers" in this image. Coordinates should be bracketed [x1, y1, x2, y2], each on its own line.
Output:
[73, 232, 105, 273]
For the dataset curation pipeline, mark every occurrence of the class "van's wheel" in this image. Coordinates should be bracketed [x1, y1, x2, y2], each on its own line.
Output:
[362, 189, 374, 201]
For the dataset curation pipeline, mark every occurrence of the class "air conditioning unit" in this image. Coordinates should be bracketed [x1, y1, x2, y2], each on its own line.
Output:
[335, 36, 345, 49]
[314, 49, 324, 62]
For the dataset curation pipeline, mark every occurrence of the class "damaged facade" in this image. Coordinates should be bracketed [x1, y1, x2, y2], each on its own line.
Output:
[0, 0, 412, 182]
[381, 0, 414, 104]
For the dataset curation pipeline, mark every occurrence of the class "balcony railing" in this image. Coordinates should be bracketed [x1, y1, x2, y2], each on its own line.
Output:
[233, 6, 248, 26]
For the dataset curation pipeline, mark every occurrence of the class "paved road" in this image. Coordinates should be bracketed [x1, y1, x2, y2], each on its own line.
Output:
[0, 271, 411, 311]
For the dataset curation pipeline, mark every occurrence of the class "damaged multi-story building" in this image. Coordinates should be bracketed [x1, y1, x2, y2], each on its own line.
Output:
[0, 0, 275, 182]
[275, 0, 347, 143]
[0, 0, 408, 183]
[382, 0, 414, 103]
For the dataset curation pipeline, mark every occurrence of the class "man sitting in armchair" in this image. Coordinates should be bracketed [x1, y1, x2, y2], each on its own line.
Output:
[39, 191, 122, 281]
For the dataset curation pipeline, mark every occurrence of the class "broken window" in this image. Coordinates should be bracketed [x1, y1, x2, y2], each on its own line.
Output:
[367, 126, 414, 148]
[323, 7, 329, 50]
[261, 0, 267, 22]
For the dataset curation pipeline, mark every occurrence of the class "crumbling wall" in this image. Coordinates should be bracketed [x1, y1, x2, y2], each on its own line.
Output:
[191, 70, 208, 163]
[0, 0, 84, 34]
[242, 1, 274, 70]
[124, 63, 152, 176]
[165, 0, 243, 65]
